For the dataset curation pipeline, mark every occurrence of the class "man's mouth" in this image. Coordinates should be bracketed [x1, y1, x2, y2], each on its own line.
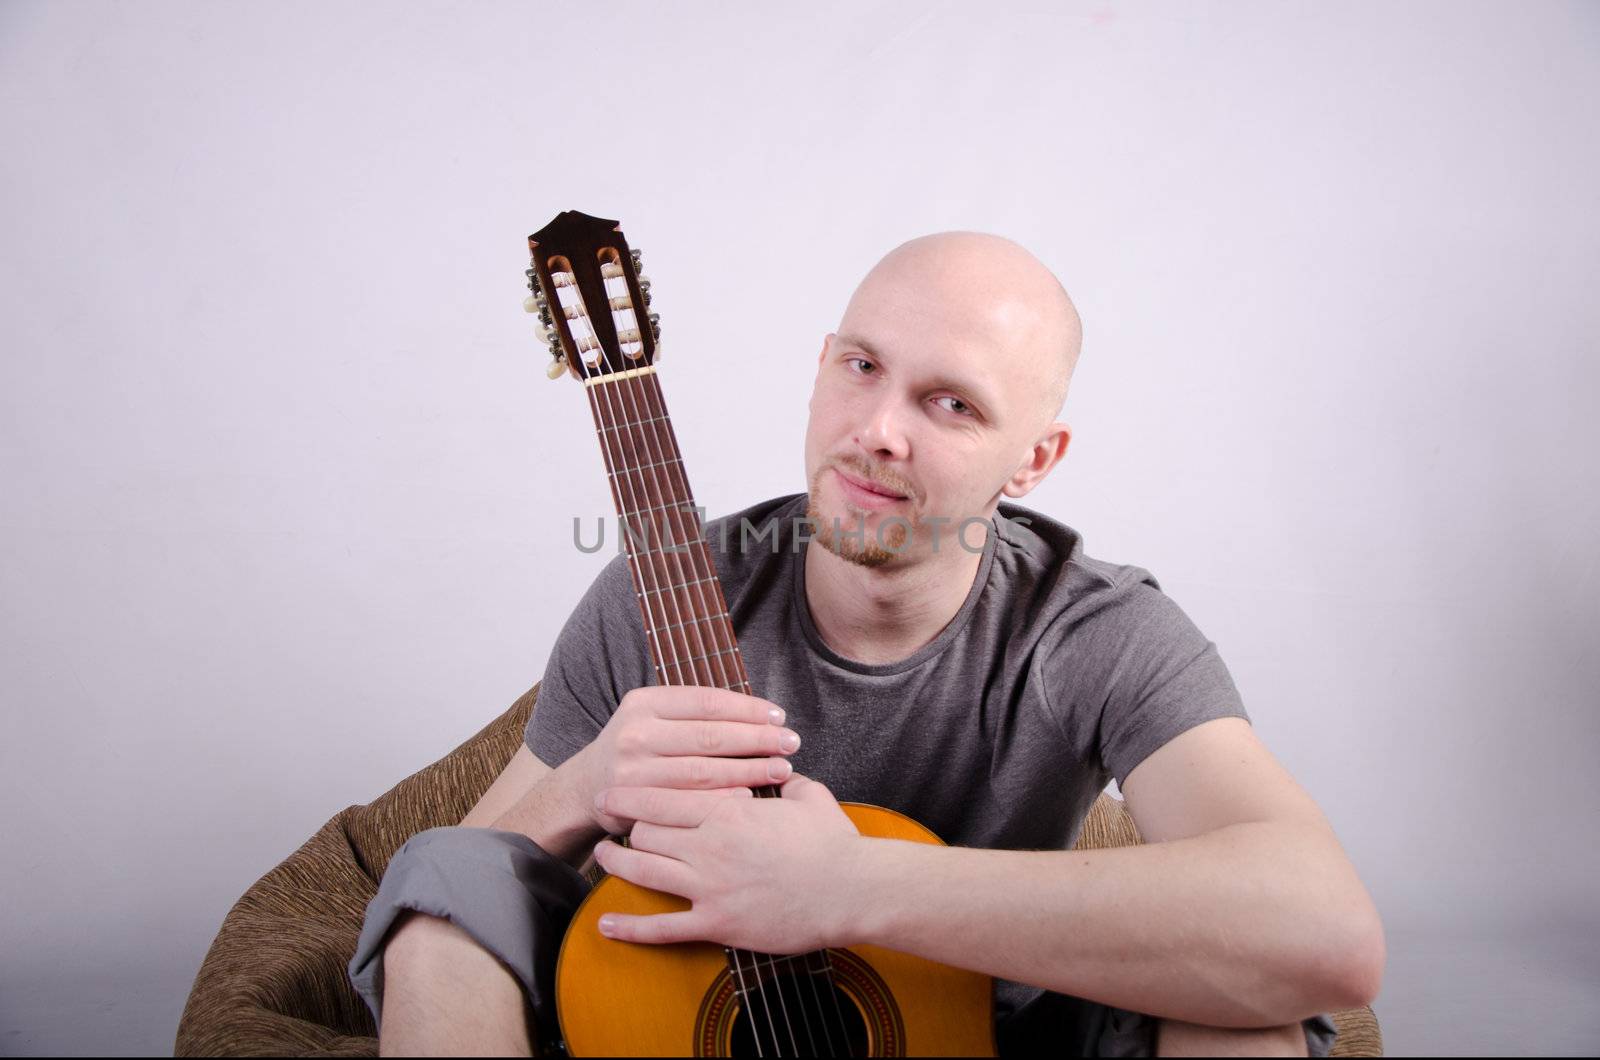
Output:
[833, 466, 910, 503]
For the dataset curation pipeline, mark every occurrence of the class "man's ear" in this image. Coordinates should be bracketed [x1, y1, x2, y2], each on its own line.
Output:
[818, 333, 834, 367]
[1002, 423, 1072, 499]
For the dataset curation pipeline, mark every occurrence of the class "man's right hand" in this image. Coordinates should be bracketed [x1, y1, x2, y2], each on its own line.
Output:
[569, 686, 802, 835]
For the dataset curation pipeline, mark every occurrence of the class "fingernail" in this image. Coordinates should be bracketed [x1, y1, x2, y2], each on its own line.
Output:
[769, 706, 786, 725]
[598, 915, 616, 935]
[768, 758, 792, 780]
[779, 730, 801, 752]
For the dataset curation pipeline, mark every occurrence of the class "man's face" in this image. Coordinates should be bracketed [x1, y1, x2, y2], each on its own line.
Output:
[803, 243, 1072, 568]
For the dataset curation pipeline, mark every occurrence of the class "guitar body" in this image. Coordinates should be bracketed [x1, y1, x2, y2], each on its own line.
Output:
[555, 801, 998, 1058]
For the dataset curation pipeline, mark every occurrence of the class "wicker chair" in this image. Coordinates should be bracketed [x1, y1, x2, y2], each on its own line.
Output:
[175, 683, 1383, 1056]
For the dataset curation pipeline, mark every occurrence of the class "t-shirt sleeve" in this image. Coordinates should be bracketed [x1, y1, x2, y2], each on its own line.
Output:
[1043, 576, 1251, 789]
[524, 552, 655, 768]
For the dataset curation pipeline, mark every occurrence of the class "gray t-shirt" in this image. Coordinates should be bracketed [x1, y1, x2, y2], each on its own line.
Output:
[528, 491, 1248, 830]
[525, 491, 1251, 1024]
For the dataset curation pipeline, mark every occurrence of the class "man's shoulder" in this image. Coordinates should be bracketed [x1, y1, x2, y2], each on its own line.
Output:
[991, 500, 1167, 631]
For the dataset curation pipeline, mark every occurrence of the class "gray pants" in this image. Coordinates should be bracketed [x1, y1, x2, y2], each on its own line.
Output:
[348, 827, 1338, 1057]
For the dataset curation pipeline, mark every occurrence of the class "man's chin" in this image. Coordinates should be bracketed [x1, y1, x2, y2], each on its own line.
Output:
[803, 495, 908, 569]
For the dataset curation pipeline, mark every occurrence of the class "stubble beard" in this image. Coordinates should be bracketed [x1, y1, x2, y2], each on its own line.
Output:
[805, 466, 909, 569]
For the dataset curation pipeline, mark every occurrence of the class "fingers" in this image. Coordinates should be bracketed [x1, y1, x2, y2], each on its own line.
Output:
[620, 753, 793, 789]
[592, 839, 697, 899]
[641, 717, 802, 759]
[604, 687, 798, 796]
[779, 773, 847, 813]
[595, 908, 708, 945]
[633, 685, 786, 726]
[596, 785, 753, 829]
[779, 772, 823, 800]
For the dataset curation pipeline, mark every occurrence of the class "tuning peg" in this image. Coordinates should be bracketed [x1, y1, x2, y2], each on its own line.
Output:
[533, 317, 552, 344]
[546, 357, 568, 380]
[648, 312, 661, 341]
[523, 294, 538, 313]
[630, 248, 643, 272]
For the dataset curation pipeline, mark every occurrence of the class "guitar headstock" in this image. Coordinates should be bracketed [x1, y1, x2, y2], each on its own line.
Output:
[524, 210, 660, 383]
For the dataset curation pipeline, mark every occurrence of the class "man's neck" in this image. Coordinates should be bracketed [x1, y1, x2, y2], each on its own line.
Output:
[802, 522, 990, 666]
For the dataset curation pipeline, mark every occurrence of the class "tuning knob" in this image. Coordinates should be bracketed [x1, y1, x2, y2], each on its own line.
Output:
[647, 311, 661, 341]
[630, 248, 643, 273]
[546, 357, 568, 380]
[523, 294, 538, 313]
[533, 317, 552, 344]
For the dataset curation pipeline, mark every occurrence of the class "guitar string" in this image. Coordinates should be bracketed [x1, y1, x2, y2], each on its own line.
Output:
[564, 257, 855, 1056]
[627, 369, 856, 1057]
[607, 366, 806, 1057]
[590, 365, 794, 1057]
[635, 371, 852, 1057]
[563, 271, 776, 1056]
[581, 363, 782, 1055]
[633, 371, 844, 1058]
[570, 274, 795, 1057]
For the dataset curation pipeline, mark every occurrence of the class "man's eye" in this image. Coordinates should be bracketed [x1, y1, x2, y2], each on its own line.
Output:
[934, 395, 975, 417]
[847, 357, 876, 374]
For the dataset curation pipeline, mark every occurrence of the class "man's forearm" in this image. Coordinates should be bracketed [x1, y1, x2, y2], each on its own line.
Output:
[486, 759, 605, 870]
[839, 819, 1379, 1028]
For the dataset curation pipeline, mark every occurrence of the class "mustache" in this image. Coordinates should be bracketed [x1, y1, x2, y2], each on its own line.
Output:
[830, 457, 916, 500]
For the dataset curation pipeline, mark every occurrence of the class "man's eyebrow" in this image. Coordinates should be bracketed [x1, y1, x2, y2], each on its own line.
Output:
[834, 332, 1000, 417]
[835, 332, 883, 360]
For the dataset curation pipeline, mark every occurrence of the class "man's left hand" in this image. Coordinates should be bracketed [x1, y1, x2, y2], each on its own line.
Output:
[590, 772, 864, 954]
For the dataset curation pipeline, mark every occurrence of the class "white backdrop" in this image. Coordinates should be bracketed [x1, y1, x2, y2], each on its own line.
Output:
[2, 1, 1596, 1054]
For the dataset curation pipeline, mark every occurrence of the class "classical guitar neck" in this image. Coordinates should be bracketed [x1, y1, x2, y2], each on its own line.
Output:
[526, 209, 754, 699]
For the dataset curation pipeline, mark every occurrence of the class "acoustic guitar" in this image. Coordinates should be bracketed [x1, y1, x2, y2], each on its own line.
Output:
[524, 210, 998, 1058]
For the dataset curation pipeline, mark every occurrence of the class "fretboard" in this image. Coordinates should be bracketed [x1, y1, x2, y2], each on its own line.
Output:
[583, 369, 760, 706]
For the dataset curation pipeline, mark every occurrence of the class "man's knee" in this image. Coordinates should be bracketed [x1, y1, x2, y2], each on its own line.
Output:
[384, 909, 512, 983]
[386, 909, 467, 959]
[379, 909, 538, 1056]
[352, 825, 586, 1055]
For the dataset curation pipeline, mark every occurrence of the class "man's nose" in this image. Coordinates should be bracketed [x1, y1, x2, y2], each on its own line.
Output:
[853, 394, 911, 460]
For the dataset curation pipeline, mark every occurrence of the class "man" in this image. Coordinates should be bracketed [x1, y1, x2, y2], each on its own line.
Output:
[349, 232, 1385, 1056]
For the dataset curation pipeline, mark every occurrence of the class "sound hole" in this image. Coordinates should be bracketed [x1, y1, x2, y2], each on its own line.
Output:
[729, 971, 869, 1057]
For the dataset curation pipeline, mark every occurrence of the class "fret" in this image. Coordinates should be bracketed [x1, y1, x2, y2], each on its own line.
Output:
[621, 542, 708, 561]
[644, 613, 732, 638]
[636, 575, 717, 597]
[607, 455, 683, 477]
[681, 645, 739, 665]
[622, 499, 701, 519]
[598, 412, 670, 435]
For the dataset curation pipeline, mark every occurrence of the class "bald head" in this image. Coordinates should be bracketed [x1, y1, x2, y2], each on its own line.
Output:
[841, 231, 1082, 429]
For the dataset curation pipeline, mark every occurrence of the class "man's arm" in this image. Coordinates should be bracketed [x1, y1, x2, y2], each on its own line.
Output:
[460, 744, 606, 870]
[460, 744, 552, 829]
[838, 717, 1384, 1028]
